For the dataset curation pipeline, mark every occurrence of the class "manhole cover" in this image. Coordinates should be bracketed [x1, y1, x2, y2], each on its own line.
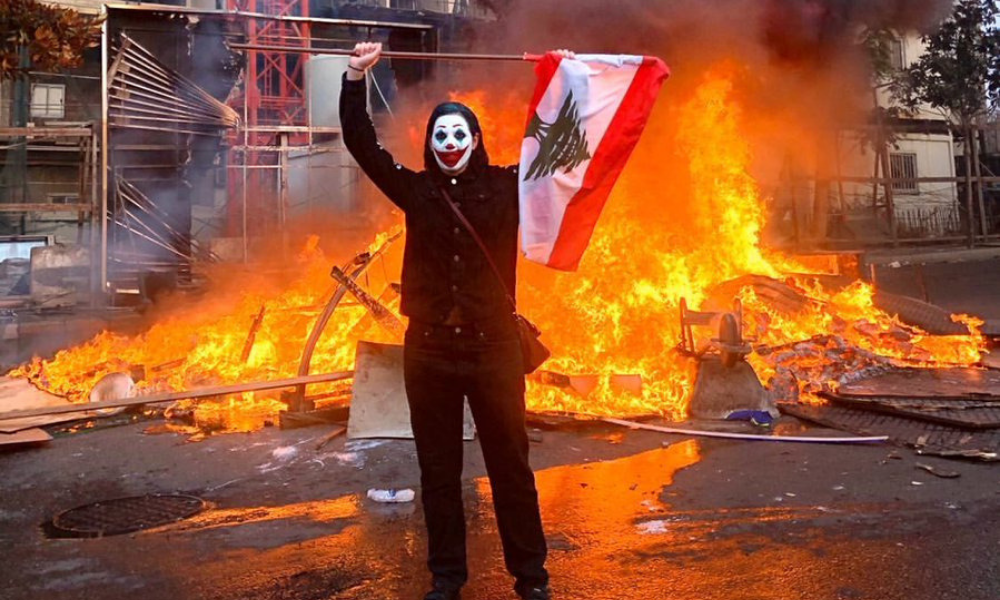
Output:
[51, 494, 206, 538]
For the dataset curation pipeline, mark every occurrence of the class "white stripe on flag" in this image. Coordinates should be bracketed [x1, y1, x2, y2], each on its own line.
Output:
[574, 54, 644, 67]
[520, 56, 639, 264]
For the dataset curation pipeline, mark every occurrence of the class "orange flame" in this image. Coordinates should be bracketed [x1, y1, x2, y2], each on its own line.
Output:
[11, 64, 986, 430]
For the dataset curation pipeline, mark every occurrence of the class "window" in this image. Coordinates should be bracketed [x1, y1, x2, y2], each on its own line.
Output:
[888, 37, 904, 70]
[30, 83, 65, 119]
[46, 193, 79, 205]
[889, 153, 919, 195]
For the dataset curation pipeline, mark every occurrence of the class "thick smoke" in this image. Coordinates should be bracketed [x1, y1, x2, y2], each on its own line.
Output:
[369, 0, 957, 249]
[395, 0, 949, 243]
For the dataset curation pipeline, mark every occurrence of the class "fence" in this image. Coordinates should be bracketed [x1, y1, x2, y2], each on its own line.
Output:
[896, 205, 963, 238]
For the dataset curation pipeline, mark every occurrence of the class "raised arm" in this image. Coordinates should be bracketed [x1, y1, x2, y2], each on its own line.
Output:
[340, 42, 418, 211]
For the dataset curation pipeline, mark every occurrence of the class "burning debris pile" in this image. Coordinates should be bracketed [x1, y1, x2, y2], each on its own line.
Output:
[8, 66, 989, 434]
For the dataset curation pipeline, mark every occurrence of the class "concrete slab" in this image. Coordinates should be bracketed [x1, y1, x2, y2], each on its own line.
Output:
[348, 341, 475, 440]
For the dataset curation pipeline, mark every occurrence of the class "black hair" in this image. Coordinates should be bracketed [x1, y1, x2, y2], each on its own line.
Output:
[423, 101, 490, 176]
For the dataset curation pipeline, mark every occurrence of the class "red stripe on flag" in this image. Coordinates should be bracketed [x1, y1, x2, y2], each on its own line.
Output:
[524, 53, 564, 130]
[546, 57, 670, 271]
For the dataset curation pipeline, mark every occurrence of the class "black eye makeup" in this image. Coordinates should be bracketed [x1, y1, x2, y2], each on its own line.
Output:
[434, 131, 448, 142]
[454, 130, 467, 141]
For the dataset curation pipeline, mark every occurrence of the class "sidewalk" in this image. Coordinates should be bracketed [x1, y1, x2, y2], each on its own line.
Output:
[862, 245, 1000, 322]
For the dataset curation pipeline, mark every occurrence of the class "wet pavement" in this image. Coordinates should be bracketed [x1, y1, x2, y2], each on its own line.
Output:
[1, 418, 999, 600]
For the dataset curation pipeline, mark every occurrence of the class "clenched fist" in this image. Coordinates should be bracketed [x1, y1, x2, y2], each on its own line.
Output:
[347, 42, 382, 81]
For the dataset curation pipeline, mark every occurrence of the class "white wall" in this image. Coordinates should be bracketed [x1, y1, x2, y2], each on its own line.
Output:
[838, 130, 958, 235]
[39, 0, 103, 14]
[891, 133, 957, 207]
[875, 33, 950, 122]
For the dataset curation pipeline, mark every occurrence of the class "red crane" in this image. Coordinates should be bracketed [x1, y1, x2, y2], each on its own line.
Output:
[226, 0, 311, 240]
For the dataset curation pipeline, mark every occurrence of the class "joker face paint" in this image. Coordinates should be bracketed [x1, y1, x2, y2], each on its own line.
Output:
[430, 113, 476, 175]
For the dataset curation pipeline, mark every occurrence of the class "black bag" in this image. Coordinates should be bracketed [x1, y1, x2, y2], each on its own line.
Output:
[438, 186, 551, 374]
[513, 312, 551, 374]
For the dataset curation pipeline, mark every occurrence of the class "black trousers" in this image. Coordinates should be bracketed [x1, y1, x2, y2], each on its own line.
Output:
[403, 317, 548, 595]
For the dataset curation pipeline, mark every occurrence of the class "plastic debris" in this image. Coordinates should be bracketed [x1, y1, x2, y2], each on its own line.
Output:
[637, 520, 669, 534]
[367, 488, 415, 503]
[725, 409, 775, 427]
[271, 446, 299, 461]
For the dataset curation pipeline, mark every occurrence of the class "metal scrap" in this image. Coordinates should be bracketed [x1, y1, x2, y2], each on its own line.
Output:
[915, 462, 961, 479]
[109, 34, 238, 136]
[779, 402, 1000, 461]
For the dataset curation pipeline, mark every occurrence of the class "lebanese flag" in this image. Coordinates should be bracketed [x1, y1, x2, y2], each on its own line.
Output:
[519, 53, 670, 270]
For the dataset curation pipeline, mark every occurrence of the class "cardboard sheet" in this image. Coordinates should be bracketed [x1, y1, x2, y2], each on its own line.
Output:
[0, 427, 52, 446]
[0, 377, 97, 433]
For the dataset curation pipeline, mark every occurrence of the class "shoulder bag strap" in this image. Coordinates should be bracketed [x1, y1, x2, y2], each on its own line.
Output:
[437, 185, 517, 312]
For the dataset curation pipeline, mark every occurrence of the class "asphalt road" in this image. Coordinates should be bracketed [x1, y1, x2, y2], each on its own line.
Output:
[1, 417, 998, 600]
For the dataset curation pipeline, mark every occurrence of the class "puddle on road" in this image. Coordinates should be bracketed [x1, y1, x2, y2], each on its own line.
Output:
[115, 441, 921, 600]
[158, 494, 362, 534]
[530, 439, 703, 541]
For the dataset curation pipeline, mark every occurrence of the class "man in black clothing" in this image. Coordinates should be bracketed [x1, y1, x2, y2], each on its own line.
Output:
[340, 42, 566, 600]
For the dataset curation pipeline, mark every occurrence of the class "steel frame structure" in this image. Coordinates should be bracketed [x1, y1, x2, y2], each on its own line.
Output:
[97, 3, 436, 292]
[227, 0, 311, 244]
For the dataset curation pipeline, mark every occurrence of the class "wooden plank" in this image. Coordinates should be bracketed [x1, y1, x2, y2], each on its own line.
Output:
[825, 393, 1000, 430]
[0, 204, 93, 213]
[779, 402, 1000, 461]
[0, 371, 353, 421]
[0, 127, 92, 137]
[314, 424, 347, 450]
[0, 428, 52, 446]
[838, 368, 1000, 400]
[279, 406, 350, 430]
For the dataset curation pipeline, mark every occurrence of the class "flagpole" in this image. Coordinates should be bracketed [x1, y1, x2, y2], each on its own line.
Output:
[227, 43, 543, 62]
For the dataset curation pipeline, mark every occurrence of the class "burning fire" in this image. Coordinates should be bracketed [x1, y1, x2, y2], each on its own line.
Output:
[11, 64, 987, 430]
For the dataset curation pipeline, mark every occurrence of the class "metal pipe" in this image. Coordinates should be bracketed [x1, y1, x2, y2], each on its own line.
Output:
[122, 40, 236, 113]
[113, 71, 224, 118]
[109, 110, 230, 129]
[242, 72, 249, 264]
[117, 54, 234, 119]
[120, 192, 190, 244]
[119, 210, 187, 255]
[603, 418, 888, 444]
[107, 121, 229, 137]
[113, 218, 189, 260]
[109, 99, 231, 126]
[89, 127, 98, 306]
[104, 2, 433, 31]
[110, 86, 232, 124]
[109, 47, 236, 121]
[0, 371, 356, 421]
[111, 72, 228, 117]
[115, 56, 206, 102]
[228, 43, 541, 62]
[100, 11, 109, 301]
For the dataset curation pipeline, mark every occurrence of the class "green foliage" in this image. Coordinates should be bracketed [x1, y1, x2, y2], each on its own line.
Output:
[892, 0, 1000, 126]
[862, 27, 901, 87]
[0, 0, 103, 78]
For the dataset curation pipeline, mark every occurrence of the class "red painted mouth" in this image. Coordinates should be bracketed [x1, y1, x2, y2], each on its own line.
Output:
[436, 149, 467, 167]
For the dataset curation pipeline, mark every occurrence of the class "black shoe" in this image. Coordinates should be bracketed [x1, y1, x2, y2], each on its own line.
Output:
[520, 587, 550, 600]
[423, 583, 461, 600]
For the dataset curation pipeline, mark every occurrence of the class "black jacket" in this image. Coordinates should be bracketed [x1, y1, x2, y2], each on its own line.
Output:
[339, 76, 520, 324]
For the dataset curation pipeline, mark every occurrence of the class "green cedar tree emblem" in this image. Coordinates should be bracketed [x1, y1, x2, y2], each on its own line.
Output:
[523, 91, 592, 181]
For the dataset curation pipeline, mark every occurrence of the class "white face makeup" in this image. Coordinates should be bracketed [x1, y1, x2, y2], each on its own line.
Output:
[430, 114, 475, 175]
